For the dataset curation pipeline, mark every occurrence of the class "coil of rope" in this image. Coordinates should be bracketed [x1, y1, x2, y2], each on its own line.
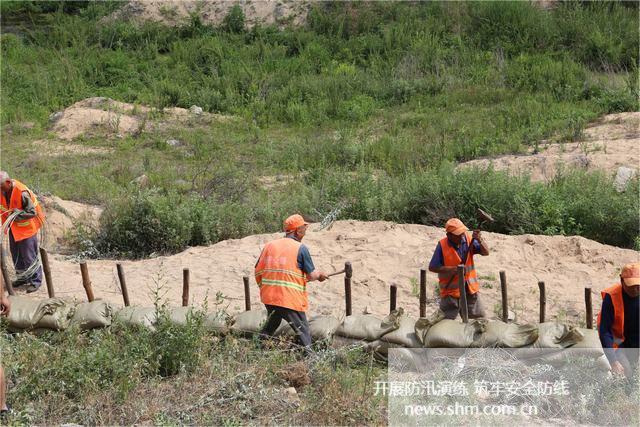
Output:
[1, 209, 43, 284]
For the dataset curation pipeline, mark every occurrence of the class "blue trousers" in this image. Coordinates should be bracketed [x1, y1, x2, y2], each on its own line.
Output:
[9, 231, 42, 286]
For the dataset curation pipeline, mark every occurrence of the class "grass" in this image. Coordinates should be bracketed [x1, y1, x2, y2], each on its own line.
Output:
[0, 319, 387, 425]
[0, 0, 638, 257]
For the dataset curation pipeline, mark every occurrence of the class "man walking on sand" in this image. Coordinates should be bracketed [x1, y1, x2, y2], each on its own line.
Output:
[0, 171, 45, 293]
[255, 214, 328, 351]
[428, 217, 490, 320]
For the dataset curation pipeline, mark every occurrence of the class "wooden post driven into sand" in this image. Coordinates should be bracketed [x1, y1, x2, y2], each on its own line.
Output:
[419, 269, 427, 318]
[79, 262, 95, 302]
[499, 270, 508, 323]
[457, 265, 468, 323]
[390, 283, 397, 313]
[0, 246, 14, 296]
[538, 281, 546, 323]
[182, 268, 190, 307]
[116, 263, 130, 307]
[585, 287, 593, 329]
[40, 248, 55, 298]
[243, 276, 251, 311]
[344, 262, 352, 316]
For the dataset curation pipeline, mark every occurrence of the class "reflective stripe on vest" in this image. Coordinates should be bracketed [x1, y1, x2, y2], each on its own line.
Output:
[438, 232, 479, 298]
[0, 179, 45, 242]
[597, 283, 625, 348]
[255, 238, 308, 312]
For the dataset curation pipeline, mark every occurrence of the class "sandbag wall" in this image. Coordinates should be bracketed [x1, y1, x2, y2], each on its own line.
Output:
[1, 296, 610, 371]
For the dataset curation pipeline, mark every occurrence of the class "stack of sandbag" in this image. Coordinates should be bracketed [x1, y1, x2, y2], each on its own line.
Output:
[114, 306, 157, 330]
[333, 309, 403, 348]
[70, 300, 113, 330]
[5, 296, 70, 332]
[277, 315, 341, 342]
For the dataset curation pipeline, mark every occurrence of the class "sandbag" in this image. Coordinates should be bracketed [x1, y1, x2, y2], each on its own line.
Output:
[474, 321, 538, 348]
[422, 319, 487, 348]
[414, 310, 446, 345]
[531, 322, 584, 349]
[36, 299, 76, 331]
[335, 310, 402, 341]
[231, 309, 268, 334]
[115, 306, 157, 330]
[380, 316, 421, 348]
[70, 300, 113, 330]
[6, 296, 61, 331]
[566, 328, 610, 371]
[204, 311, 230, 335]
[309, 315, 341, 341]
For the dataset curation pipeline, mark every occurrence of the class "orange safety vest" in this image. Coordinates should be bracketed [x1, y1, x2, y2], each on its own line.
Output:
[597, 283, 625, 348]
[438, 232, 479, 298]
[255, 237, 309, 312]
[0, 179, 45, 242]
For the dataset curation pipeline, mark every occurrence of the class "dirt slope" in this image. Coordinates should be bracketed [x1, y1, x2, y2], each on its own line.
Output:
[19, 220, 638, 326]
[459, 112, 639, 182]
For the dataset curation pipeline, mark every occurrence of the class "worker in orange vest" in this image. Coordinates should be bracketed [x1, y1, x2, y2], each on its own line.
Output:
[0, 171, 45, 293]
[597, 262, 639, 377]
[428, 218, 489, 320]
[255, 214, 328, 351]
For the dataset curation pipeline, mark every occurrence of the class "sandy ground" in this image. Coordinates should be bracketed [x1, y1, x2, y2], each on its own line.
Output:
[50, 97, 232, 141]
[105, 0, 310, 29]
[16, 220, 638, 326]
[459, 112, 639, 182]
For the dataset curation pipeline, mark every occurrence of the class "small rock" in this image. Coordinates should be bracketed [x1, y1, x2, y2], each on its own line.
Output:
[131, 174, 149, 188]
[614, 166, 636, 192]
[166, 138, 182, 147]
[20, 121, 35, 130]
[284, 387, 300, 403]
[362, 306, 373, 314]
[49, 111, 64, 123]
[507, 310, 516, 322]
[189, 105, 203, 115]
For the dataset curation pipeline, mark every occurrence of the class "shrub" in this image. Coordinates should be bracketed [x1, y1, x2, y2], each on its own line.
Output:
[223, 4, 245, 34]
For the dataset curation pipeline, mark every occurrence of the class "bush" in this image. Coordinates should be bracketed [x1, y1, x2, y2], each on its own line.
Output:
[223, 4, 245, 34]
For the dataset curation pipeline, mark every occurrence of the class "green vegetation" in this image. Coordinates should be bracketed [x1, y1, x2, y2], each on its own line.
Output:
[1, 0, 638, 257]
[0, 310, 385, 425]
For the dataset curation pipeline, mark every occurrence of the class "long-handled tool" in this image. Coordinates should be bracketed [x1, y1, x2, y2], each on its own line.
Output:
[476, 208, 494, 228]
[327, 261, 352, 278]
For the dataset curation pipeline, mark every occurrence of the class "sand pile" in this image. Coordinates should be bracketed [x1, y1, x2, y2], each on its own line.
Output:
[38, 196, 102, 252]
[106, 0, 310, 29]
[49, 97, 231, 141]
[459, 112, 639, 183]
[18, 220, 638, 325]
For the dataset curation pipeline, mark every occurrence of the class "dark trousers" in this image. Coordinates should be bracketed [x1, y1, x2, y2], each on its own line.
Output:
[9, 231, 42, 285]
[259, 304, 312, 349]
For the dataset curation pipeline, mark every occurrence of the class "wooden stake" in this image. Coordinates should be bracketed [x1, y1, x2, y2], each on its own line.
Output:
[419, 268, 427, 318]
[40, 248, 54, 298]
[243, 276, 251, 311]
[344, 261, 352, 316]
[458, 265, 468, 323]
[538, 281, 546, 323]
[116, 263, 130, 306]
[390, 283, 397, 313]
[79, 262, 95, 302]
[499, 270, 508, 323]
[585, 287, 593, 329]
[182, 268, 190, 307]
[0, 246, 14, 296]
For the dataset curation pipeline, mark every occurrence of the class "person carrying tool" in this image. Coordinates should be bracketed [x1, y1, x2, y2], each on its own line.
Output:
[0, 171, 45, 293]
[255, 214, 328, 351]
[428, 217, 489, 320]
[598, 262, 639, 378]
[1, 273, 11, 416]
